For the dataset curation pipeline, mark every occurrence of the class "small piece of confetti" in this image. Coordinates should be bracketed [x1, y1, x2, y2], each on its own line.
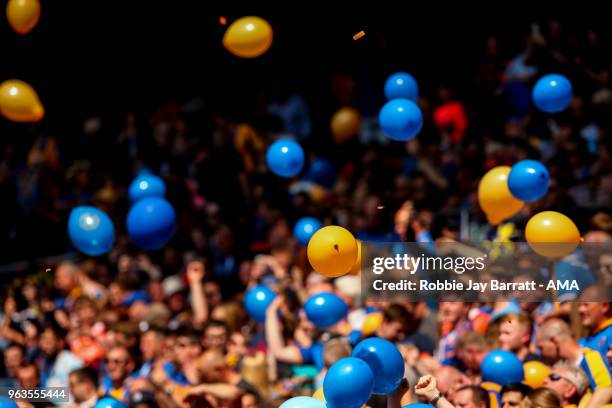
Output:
[353, 30, 365, 41]
[219, 16, 227, 26]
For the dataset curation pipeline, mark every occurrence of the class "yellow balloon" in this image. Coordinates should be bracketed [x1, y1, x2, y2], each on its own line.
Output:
[223, 16, 273, 58]
[313, 387, 325, 402]
[331, 108, 361, 143]
[0, 80, 44, 122]
[362, 312, 383, 336]
[526, 211, 581, 258]
[478, 166, 524, 225]
[348, 240, 362, 275]
[6, 0, 41, 35]
[307, 226, 358, 278]
[523, 361, 550, 388]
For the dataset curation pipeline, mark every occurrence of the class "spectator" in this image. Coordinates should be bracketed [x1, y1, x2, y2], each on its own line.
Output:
[69, 366, 100, 407]
[498, 313, 542, 362]
[543, 362, 589, 407]
[500, 383, 532, 408]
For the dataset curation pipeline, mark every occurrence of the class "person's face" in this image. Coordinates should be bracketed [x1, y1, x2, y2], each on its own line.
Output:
[453, 389, 480, 408]
[228, 333, 248, 357]
[76, 304, 97, 326]
[502, 391, 523, 408]
[17, 366, 38, 389]
[39, 329, 60, 357]
[69, 374, 95, 403]
[109, 283, 125, 306]
[168, 293, 186, 313]
[204, 327, 228, 351]
[241, 394, 260, 408]
[439, 302, 467, 324]
[55, 267, 76, 292]
[578, 302, 609, 330]
[536, 334, 559, 364]
[175, 336, 202, 365]
[205, 282, 222, 307]
[105, 348, 132, 382]
[4, 347, 24, 373]
[140, 331, 162, 362]
[543, 368, 576, 400]
[376, 320, 403, 342]
[499, 320, 529, 352]
[458, 345, 487, 371]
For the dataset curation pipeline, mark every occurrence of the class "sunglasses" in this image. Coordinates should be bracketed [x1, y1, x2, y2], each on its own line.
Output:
[548, 373, 571, 383]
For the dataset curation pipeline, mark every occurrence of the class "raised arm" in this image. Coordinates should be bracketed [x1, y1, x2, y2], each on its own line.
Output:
[187, 260, 209, 328]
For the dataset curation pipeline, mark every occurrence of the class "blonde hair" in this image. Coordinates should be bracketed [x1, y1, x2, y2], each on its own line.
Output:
[521, 388, 562, 408]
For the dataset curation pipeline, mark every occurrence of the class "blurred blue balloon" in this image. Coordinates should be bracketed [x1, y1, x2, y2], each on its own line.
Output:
[303, 158, 337, 188]
[68, 206, 115, 256]
[244, 285, 276, 323]
[324, 357, 374, 408]
[128, 174, 166, 202]
[304, 292, 348, 328]
[532, 74, 573, 113]
[279, 397, 326, 408]
[481, 350, 524, 386]
[508, 160, 550, 202]
[127, 197, 176, 250]
[379, 98, 423, 141]
[0, 397, 19, 408]
[267, 138, 305, 178]
[352, 337, 405, 394]
[294, 217, 322, 246]
[94, 397, 127, 408]
[384, 72, 419, 102]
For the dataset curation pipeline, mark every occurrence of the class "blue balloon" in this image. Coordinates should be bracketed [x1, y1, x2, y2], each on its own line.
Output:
[324, 357, 374, 408]
[532, 74, 573, 113]
[508, 160, 550, 202]
[481, 350, 524, 386]
[379, 98, 423, 141]
[384, 72, 419, 102]
[267, 138, 305, 178]
[128, 174, 166, 202]
[126, 197, 176, 250]
[0, 397, 19, 408]
[303, 159, 337, 188]
[352, 337, 405, 394]
[244, 285, 276, 323]
[279, 397, 326, 408]
[68, 206, 115, 256]
[94, 397, 127, 408]
[294, 217, 322, 246]
[304, 292, 348, 328]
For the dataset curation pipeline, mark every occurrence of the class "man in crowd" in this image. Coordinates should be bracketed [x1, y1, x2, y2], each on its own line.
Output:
[100, 346, 136, 402]
[498, 313, 541, 362]
[543, 362, 589, 407]
[34, 324, 83, 388]
[69, 367, 100, 408]
[537, 318, 612, 408]
[452, 385, 490, 408]
[578, 287, 612, 358]
[500, 383, 532, 408]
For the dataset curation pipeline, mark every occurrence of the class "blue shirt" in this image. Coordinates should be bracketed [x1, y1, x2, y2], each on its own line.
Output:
[579, 318, 612, 360]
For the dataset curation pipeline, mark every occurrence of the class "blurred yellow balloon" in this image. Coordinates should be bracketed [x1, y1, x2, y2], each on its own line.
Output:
[313, 387, 325, 402]
[0, 80, 44, 122]
[6, 0, 40, 35]
[307, 225, 358, 278]
[526, 211, 581, 258]
[523, 361, 550, 388]
[348, 240, 361, 275]
[223, 16, 273, 58]
[362, 312, 383, 336]
[478, 166, 524, 225]
[331, 107, 361, 143]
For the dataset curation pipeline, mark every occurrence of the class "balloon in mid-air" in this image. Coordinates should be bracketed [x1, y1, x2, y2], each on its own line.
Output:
[223, 16, 273, 58]
[384, 72, 418, 102]
[508, 160, 550, 202]
[68, 206, 115, 256]
[127, 197, 176, 250]
[525, 211, 581, 258]
[243, 285, 276, 323]
[307, 226, 358, 278]
[128, 174, 166, 203]
[477, 166, 524, 225]
[379, 98, 423, 141]
[294, 217, 323, 246]
[532, 74, 573, 113]
[266, 138, 305, 178]
[0, 79, 44, 122]
[6, 0, 41, 35]
[330, 107, 361, 143]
